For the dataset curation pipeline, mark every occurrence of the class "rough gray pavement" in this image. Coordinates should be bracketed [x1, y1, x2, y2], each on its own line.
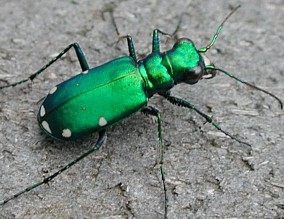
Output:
[0, 0, 283, 218]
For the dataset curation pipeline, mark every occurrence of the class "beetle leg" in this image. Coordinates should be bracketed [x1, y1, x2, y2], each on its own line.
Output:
[0, 43, 90, 89]
[160, 91, 252, 148]
[141, 106, 168, 218]
[0, 130, 106, 205]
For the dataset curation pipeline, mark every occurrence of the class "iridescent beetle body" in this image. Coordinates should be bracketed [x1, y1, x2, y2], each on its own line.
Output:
[38, 37, 210, 141]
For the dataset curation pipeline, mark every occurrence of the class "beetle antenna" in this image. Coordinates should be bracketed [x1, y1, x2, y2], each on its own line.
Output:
[198, 5, 241, 53]
[206, 66, 283, 109]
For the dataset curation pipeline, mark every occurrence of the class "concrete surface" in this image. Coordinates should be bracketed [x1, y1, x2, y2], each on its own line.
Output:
[0, 0, 283, 218]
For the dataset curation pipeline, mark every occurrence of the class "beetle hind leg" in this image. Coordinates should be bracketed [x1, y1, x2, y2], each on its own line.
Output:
[0, 130, 106, 205]
[0, 43, 90, 89]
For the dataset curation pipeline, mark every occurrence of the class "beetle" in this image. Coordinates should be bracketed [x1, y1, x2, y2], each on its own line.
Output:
[0, 5, 282, 219]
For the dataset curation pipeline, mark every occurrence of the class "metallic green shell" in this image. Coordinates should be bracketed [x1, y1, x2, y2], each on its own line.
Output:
[37, 56, 147, 140]
[37, 39, 203, 141]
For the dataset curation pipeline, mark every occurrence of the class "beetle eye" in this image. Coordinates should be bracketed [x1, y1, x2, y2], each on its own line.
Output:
[184, 64, 203, 84]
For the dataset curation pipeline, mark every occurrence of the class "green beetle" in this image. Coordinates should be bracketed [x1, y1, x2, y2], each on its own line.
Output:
[0, 6, 282, 219]
[37, 37, 209, 141]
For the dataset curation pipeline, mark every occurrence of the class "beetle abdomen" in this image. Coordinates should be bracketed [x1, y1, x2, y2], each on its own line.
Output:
[38, 57, 147, 140]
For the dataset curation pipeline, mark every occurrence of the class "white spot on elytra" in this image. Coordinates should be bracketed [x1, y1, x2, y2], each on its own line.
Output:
[49, 86, 57, 94]
[40, 105, 45, 117]
[82, 70, 88, 74]
[62, 129, 72, 138]
[42, 121, 52, 134]
[98, 117, 107, 127]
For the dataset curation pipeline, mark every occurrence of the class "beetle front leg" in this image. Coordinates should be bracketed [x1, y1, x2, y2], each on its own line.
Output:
[160, 91, 251, 148]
